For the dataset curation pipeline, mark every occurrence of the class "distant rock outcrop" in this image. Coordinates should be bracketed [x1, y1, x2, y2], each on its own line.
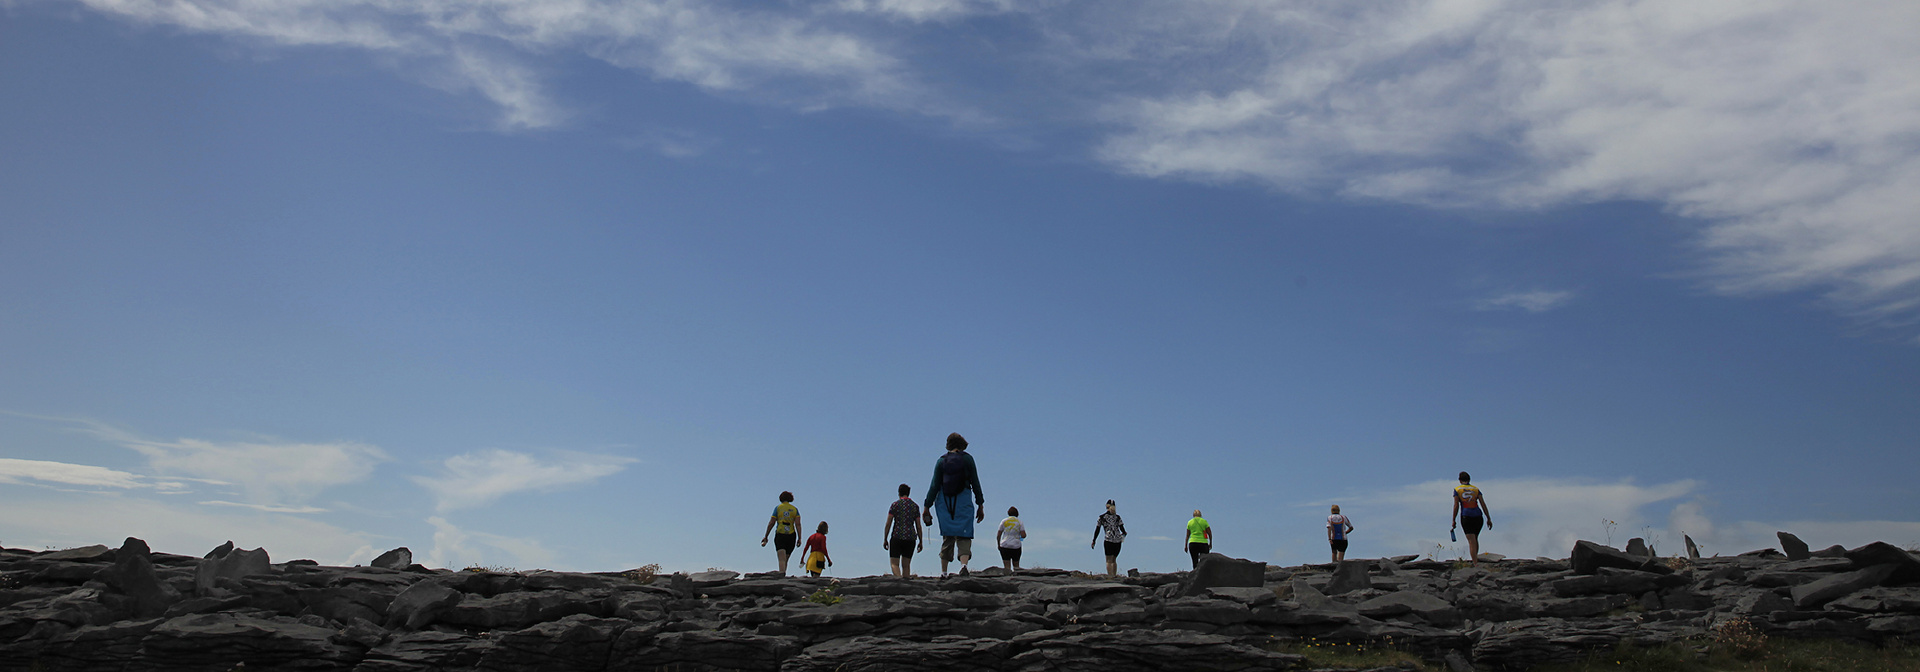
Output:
[3, 537, 1919, 671]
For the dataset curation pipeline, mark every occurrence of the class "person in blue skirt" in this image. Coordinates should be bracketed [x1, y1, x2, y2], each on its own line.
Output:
[922, 432, 985, 577]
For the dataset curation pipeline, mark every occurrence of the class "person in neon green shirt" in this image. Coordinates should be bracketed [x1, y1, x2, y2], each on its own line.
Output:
[1185, 510, 1212, 568]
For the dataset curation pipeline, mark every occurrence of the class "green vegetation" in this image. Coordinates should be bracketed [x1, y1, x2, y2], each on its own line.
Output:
[1538, 638, 1920, 672]
[1264, 636, 1434, 671]
[804, 580, 843, 605]
[462, 565, 518, 574]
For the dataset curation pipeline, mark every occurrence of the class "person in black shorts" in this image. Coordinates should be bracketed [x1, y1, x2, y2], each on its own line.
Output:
[883, 483, 924, 577]
[1090, 499, 1127, 576]
[1452, 472, 1492, 565]
[1327, 504, 1354, 563]
[760, 491, 802, 575]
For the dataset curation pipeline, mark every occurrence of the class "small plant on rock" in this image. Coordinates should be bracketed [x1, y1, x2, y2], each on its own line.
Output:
[463, 565, 517, 574]
[625, 564, 662, 585]
[804, 579, 843, 605]
[1712, 616, 1768, 660]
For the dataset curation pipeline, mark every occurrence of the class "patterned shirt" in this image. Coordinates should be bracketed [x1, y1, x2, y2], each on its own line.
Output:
[1096, 512, 1127, 543]
[888, 498, 920, 540]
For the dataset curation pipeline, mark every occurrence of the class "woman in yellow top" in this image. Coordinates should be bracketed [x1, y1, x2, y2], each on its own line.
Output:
[760, 491, 802, 575]
[1185, 510, 1212, 568]
[1451, 472, 1492, 565]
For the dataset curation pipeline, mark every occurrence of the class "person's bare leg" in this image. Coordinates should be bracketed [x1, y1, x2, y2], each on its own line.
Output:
[1467, 535, 1480, 566]
[1106, 556, 1118, 577]
[778, 550, 791, 575]
[902, 556, 914, 578]
[889, 557, 902, 577]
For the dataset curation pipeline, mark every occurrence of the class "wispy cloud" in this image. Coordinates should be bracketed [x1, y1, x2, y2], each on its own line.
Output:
[424, 515, 558, 570]
[0, 493, 376, 563]
[1091, 0, 1920, 328]
[1476, 290, 1575, 313]
[413, 449, 635, 512]
[0, 457, 147, 489]
[82, 425, 389, 506]
[198, 500, 329, 514]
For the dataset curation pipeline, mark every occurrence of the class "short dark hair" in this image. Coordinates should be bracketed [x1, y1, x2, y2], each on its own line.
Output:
[779, 491, 794, 502]
[898, 483, 911, 497]
[947, 432, 968, 451]
[1007, 506, 1019, 516]
[1458, 472, 1471, 483]
[816, 521, 829, 534]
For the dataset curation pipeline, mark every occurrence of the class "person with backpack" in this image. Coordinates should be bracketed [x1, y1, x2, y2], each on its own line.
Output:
[1185, 510, 1212, 569]
[1452, 471, 1492, 565]
[883, 483, 924, 577]
[1327, 504, 1355, 563]
[922, 432, 985, 577]
[759, 491, 802, 575]
[997, 506, 1027, 572]
[1090, 499, 1126, 577]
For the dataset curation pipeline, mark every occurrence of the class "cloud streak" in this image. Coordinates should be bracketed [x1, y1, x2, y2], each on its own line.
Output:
[0, 457, 147, 489]
[1476, 290, 1575, 313]
[413, 449, 635, 512]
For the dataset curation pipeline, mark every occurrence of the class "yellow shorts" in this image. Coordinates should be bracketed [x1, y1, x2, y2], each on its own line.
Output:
[805, 551, 826, 574]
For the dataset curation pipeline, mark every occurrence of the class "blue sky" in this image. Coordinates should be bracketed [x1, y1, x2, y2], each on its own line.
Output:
[2, 0, 1918, 576]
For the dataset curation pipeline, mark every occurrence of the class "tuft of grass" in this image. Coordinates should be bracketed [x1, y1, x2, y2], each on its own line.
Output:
[1264, 636, 1433, 671]
[804, 579, 843, 605]
[625, 564, 661, 585]
[462, 565, 517, 574]
[1538, 637, 1920, 672]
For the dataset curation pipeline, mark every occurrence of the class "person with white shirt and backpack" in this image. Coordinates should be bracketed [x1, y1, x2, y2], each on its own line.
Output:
[1327, 505, 1355, 563]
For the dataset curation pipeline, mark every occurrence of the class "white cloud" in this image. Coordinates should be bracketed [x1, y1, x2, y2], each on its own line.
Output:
[198, 500, 329, 514]
[829, 0, 1015, 22]
[0, 492, 376, 564]
[100, 432, 388, 506]
[1092, 0, 1920, 326]
[423, 515, 558, 570]
[72, 0, 932, 129]
[1476, 290, 1575, 313]
[0, 458, 146, 489]
[413, 449, 635, 512]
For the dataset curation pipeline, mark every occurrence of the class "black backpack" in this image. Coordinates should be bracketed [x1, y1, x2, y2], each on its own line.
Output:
[940, 452, 969, 496]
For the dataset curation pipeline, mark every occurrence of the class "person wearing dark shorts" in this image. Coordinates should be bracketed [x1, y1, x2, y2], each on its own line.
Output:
[1327, 504, 1354, 563]
[883, 483, 924, 577]
[1185, 510, 1212, 568]
[760, 491, 802, 575]
[1452, 472, 1492, 565]
[1091, 499, 1127, 576]
[997, 506, 1026, 572]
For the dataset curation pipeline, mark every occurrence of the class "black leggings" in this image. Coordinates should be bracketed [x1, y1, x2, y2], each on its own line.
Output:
[1188, 542, 1210, 568]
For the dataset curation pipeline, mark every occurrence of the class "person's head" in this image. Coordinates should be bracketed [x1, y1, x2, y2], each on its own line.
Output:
[779, 491, 794, 503]
[1458, 471, 1471, 484]
[898, 483, 911, 497]
[947, 432, 968, 452]
[816, 521, 829, 534]
[1331, 504, 1341, 514]
[1007, 506, 1019, 517]
[1192, 509, 1203, 518]
[1106, 499, 1116, 513]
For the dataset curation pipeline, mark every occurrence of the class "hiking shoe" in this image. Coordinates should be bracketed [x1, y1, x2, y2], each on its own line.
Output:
[958, 566, 969, 577]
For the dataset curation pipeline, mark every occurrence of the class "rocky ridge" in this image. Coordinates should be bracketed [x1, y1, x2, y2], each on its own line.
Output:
[3, 532, 1918, 671]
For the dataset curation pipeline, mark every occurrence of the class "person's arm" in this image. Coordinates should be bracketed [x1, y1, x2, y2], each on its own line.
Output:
[1020, 524, 1027, 540]
[1206, 525, 1213, 543]
[1327, 520, 1334, 541]
[915, 509, 925, 550]
[1451, 494, 1461, 528]
[1346, 518, 1356, 535]
[966, 453, 984, 505]
[762, 515, 776, 545]
[1092, 520, 1102, 548]
[925, 458, 943, 511]
[1479, 494, 1491, 528]
[884, 511, 894, 549]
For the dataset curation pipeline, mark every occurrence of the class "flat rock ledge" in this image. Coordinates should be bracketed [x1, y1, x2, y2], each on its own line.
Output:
[4, 538, 1919, 671]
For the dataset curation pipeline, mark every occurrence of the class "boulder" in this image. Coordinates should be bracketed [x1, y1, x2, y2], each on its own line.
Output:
[385, 579, 463, 630]
[357, 630, 495, 672]
[1204, 586, 1276, 606]
[37, 546, 115, 563]
[1791, 564, 1899, 609]
[1357, 590, 1463, 626]
[139, 613, 360, 671]
[1569, 540, 1670, 575]
[1846, 542, 1920, 584]
[687, 570, 739, 587]
[1180, 554, 1265, 597]
[1549, 570, 1663, 597]
[477, 614, 630, 672]
[1812, 544, 1849, 558]
[620, 630, 802, 671]
[1626, 538, 1650, 558]
[193, 546, 272, 597]
[1685, 534, 1700, 560]
[204, 541, 235, 559]
[782, 635, 1011, 672]
[370, 547, 413, 570]
[1778, 532, 1811, 561]
[1323, 559, 1373, 595]
[95, 537, 179, 618]
[1162, 596, 1253, 625]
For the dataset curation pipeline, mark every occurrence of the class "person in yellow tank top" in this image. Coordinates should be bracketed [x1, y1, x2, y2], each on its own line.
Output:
[1451, 472, 1492, 566]
[760, 491, 802, 575]
[1185, 510, 1213, 568]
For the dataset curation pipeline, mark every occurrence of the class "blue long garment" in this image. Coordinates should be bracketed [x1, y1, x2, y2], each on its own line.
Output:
[935, 489, 976, 539]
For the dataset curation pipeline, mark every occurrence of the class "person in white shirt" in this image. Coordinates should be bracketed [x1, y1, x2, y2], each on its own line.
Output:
[997, 506, 1027, 572]
[1327, 504, 1355, 563]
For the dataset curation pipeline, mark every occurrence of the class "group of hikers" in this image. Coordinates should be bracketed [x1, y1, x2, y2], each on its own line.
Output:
[760, 433, 1494, 577]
